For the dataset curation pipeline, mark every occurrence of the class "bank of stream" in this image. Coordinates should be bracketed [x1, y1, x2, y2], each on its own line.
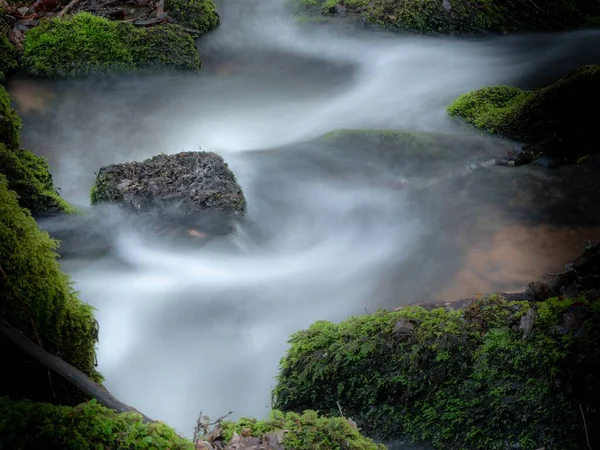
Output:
[6, 0, 600, 439]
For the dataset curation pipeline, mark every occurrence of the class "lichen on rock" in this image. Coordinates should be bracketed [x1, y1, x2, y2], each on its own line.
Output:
[21, 12, 201, 77]
[91, 151, 246, 237]
[272, 294, 600, 449]
[447, 65, 600, 164]
[165, 0, 220, 35]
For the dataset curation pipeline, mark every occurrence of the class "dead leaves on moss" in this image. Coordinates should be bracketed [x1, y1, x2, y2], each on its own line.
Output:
[196, 426, 286, 450]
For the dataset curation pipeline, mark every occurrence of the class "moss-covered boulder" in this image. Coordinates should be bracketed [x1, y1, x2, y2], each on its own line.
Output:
[0, 144, 72, 215]
[272, 295, 600, 449]
[294, 0, 599, 33]
[91, 151, 246, 237]
[0, 397, 193, 449]
[447, 65, 600, 164]
[208, 410, 385, 449]
[22, 12, 201, 77]
[165, 0, 220, 34]
[0, 85, 21, 150]
[0, 33, 18, 81]
[0, 175, 101, 393]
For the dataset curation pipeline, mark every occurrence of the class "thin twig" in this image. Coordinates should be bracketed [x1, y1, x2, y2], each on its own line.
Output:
[0, 265, 6, 279]
[57, 0, 83, 18]
[579, 403, 592, 450]
[209, 411, 233, 426]
[336, 401, 344, 417]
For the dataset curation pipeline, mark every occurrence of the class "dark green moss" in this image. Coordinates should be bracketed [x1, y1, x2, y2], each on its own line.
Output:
[22, 13, 201, 77]
[447, 65, 600, 163]
[0, 33, 18, 81]
[0, 397, 194, 449]
[0, 175, 101, 385]
[165, 0, 220, 35]
[0, 84, 21, 150]
[294, 0, 598, 33]
[217, 410, 385, 449]
[0, 144, 73, 214]
[273, 295, 600, 449]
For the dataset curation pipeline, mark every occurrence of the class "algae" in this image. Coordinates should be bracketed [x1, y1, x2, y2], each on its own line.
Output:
[22, 13, 201, 77]
[273, 295, 600, 449]
[0, 175, 101, 387]
[0, 397, 194, 449]
[165, 0, 220, 35]
[447, 65, 600, 163]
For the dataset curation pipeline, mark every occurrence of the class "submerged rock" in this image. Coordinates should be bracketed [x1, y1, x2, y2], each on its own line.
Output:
[448, 65, 600, 166]
[91, 151, 246, 237]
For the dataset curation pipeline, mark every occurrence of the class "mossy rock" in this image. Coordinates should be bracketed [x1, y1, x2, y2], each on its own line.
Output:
[0, 144, 73, 215]
[0, 175, 101, 393]
[447, 65, 600, 163]
[0, 85, 21, 150]
[0, 33, 18, 81]
[21, 12, 201, 77]
[272, 295, 600, 449]
[293, 0, 598, 33]
[215, 410, 385, 449]
[165, 0, 220, 35]
[0, 397, 193, 449]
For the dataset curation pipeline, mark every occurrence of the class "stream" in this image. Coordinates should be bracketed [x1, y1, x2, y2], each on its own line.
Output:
[7, 0, 600, 441]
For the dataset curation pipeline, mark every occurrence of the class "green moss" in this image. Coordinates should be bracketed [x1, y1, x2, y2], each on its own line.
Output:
[0, 85, 22, 150]
[219, 410, 385, 449]
[0, 175, 101, 386]
[165, 0, 220, 35]
[22, 13, 201, 77]
[273, 295, 600, 449]
[0, 144, 73, 214]
[293, 0, 597, 33]
[447, 65, 600, 163]
[0, 33, 18, 81]
[0, 397, 194, 449]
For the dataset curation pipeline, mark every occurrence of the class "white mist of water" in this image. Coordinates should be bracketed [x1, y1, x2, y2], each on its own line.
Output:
[14, 0, 600, 438]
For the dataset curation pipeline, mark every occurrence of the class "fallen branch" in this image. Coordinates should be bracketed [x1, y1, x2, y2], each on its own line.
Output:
[579, 403, 592, 450]
[0, 315, 153, 423]
[57, 0, 83, 18]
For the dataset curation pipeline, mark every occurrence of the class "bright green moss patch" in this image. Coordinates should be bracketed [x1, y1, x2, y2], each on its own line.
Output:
[165, 0, 220, 35]
[273, 295, 600, 449]
[448, 65, 600, 163]
[293, 0, 598, 33]
[0, 144, 73, 214]
[0, 397, 194, 449]
[0, 85, 21, 150]
[218, 410, 385, 449]
[22, 12, 201, 77]
[0, 175, 101, 384]
[0, 33, 18, 81]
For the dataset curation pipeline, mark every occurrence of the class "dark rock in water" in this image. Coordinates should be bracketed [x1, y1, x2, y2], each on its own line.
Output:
[91, 151, 246, 237]
[531, 155, 561, 169]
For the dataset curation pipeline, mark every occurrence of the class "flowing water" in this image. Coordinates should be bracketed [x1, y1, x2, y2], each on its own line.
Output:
[8, 0, 600, 440]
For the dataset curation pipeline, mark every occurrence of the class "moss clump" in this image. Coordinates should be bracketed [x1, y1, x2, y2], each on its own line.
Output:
[0, 33, 18, 81]
[447, 65, 600, 163]
[165, 0, 220, 34]
[0, 85, 21, 150]
[273, 295, 600, 449]
[294, 0, 598, 33]
[0, 175, 101, 386]
[22, 13, 201, 77]
[0, 144, 73, 214]
[216, 410, 385, 449]
[0, 397, 194, 449]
